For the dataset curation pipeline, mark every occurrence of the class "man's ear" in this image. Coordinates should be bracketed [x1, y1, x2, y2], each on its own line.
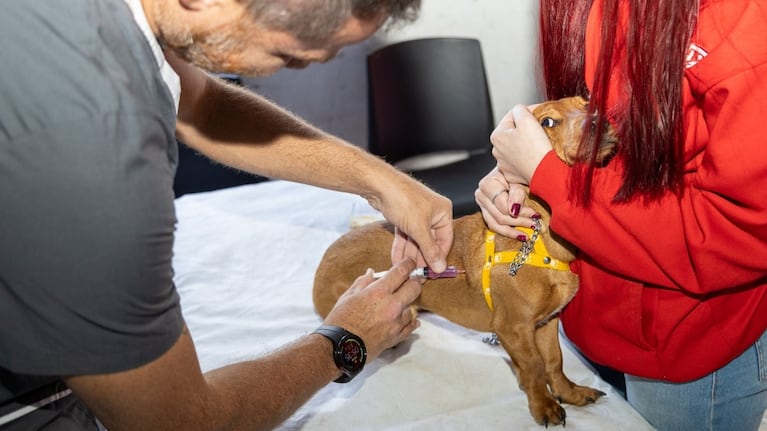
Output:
[178, 0, 224, 11]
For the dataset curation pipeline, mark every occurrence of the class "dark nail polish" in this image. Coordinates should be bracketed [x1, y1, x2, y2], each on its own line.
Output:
[516, 234, 527, 242]
[531, 213, 541, 220]
[511, 203, 521, 217]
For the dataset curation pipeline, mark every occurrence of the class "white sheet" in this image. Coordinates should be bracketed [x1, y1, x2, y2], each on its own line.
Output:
[173, 180, 655, 430]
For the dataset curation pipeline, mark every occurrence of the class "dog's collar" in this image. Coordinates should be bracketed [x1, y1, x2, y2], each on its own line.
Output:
[481, 220, 570, 311]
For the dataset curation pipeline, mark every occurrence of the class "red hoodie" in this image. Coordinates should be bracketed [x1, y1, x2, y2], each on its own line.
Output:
[533, 0, 767, 381]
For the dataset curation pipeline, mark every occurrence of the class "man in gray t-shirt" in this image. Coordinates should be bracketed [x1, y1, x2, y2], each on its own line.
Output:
[1, 2, 181, 428]
[0, 1, 456, 430]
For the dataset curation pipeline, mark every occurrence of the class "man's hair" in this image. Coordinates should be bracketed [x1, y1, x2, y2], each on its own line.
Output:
[242, 0, 421, 42]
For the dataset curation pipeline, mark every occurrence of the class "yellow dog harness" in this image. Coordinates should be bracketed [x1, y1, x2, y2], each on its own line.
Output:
[481, 219, 570, 311]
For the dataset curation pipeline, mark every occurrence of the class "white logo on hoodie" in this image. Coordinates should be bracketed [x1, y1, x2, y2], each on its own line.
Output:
[685, 43, 708, 69]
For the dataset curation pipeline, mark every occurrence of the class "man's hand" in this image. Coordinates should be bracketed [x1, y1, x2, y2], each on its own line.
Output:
[323, 257, 422, 361]
[374, 179, 453, 274]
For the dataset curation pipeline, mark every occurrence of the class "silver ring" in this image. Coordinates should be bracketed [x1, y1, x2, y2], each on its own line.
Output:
[490, 190, 507, 205]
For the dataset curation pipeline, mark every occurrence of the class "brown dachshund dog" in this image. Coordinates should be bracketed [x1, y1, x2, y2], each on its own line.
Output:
[313, 96, 617, 426]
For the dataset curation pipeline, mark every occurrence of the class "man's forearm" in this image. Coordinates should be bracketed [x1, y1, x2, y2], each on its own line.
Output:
[203, 333, 340, 431]
[175, 74, 407, 202]
[66, 330, 340, 431]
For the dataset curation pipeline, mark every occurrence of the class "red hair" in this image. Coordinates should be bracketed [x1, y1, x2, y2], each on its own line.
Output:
[539, 0, 699, 203]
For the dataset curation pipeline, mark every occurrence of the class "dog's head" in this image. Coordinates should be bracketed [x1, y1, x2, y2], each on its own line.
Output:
[532, 96, 617, 166]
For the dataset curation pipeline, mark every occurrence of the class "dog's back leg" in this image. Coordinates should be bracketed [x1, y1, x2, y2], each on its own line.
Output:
[535, 317, 606, 405]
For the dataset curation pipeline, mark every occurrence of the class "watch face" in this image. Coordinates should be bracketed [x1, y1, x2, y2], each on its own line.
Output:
[314, 325, 367, 382]
[339, 338, 366, 370]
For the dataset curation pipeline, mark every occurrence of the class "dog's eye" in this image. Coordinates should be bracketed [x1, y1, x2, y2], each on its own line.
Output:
[540, 117, 558, 128]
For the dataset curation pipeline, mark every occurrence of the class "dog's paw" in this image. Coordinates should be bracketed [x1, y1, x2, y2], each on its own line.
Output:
[530, 396, 567, 427]
[553, 384, 606, 406]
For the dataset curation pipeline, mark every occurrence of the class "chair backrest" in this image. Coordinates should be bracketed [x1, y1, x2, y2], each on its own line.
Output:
[367, 37, 495, 164]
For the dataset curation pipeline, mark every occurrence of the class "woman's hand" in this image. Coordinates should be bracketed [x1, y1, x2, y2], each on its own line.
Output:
[477, 103, 552, 239]
[490, 104, 552, 185]
[475, 168, 540, 240]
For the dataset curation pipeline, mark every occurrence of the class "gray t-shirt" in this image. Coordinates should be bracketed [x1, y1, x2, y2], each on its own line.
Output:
[0, 0, 184, 425]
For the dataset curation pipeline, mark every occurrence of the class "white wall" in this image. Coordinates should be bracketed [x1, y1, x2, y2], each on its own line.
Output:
[242, 0, 542, 149]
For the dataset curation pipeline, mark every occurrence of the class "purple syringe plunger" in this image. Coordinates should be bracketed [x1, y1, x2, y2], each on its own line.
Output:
[411, 265, 465, 279]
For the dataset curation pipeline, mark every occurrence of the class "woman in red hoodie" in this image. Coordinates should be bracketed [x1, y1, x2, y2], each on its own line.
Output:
[478, 0, 767, 429]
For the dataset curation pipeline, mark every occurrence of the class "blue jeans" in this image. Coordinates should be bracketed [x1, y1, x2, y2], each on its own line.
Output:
[626, 330, 767, 431]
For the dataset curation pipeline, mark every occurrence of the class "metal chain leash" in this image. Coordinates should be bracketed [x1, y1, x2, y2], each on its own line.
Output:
[508, 218, 542, 276]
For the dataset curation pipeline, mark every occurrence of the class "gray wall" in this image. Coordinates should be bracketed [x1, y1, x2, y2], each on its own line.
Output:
[242, 0, 542, 149]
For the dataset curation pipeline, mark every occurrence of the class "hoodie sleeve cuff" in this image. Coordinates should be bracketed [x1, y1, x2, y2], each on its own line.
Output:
[529, 150, 571, 207]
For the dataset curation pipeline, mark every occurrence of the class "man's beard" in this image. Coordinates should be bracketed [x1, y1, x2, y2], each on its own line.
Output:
[152, 4, 258, 76]
[167, 32, 247, 74]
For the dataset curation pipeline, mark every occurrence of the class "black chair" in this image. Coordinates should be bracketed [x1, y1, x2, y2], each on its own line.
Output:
[367, 37, 497, 217]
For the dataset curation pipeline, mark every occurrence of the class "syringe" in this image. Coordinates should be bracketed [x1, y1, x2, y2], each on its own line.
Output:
[372, 265, 465, 280]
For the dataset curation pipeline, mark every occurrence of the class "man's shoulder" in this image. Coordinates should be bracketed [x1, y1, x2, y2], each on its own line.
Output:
[0, 0, 175, 142]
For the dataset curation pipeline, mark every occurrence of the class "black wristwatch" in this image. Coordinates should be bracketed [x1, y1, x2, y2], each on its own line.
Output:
[313, 325, 367, 383]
